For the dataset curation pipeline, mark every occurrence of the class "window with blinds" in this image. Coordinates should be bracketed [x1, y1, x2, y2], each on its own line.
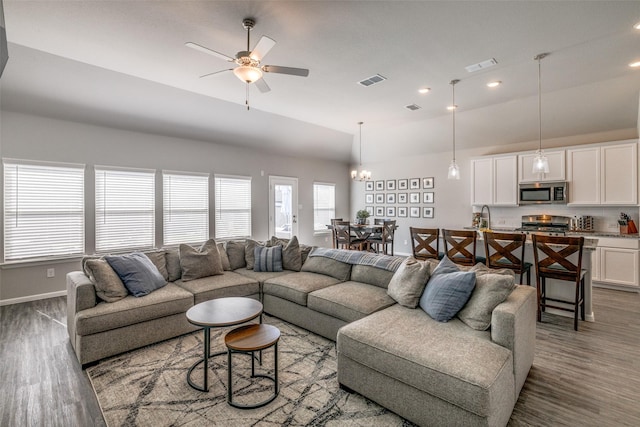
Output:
[95, 167, 155, 253]
[215, 175, 251, 239]
[3, 160, 85, 261]
[163, 172, 209, 246]
[313, 182, 335, 232]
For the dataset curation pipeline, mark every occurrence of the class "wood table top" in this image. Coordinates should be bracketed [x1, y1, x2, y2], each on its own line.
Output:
[225, 324, 281, 352]
[186, 297, 263, 327]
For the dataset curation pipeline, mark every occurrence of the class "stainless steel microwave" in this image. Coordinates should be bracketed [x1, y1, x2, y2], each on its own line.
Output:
[518, 182, 568, 205]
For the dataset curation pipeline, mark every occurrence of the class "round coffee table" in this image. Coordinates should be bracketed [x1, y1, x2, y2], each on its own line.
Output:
[186, 297, 263, 392]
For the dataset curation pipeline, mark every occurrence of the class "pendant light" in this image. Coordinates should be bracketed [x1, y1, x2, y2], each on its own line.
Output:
[532, 53, 550, 174]
[447, 79, 461, 180]
[351, 122, 372, 181]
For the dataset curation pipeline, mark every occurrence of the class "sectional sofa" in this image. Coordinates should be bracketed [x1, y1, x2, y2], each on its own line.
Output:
[66, 238, 536, 427]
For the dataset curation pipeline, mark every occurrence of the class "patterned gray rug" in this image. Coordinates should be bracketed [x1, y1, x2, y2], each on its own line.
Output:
[86, 315, 415, 426]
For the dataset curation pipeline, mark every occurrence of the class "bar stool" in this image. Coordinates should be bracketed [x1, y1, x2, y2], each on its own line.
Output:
[483, 231, 532, 285]
[225, 324, 280, 408]
[410, 227, 440, 260]
[442, 229, 478, 266]
[531, 234, 586, 331]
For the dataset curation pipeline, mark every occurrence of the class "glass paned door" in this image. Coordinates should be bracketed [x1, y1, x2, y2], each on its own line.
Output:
[269, 176, 298, 239]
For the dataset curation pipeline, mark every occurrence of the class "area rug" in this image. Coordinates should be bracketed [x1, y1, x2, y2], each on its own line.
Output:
[87, 315, 415, 426]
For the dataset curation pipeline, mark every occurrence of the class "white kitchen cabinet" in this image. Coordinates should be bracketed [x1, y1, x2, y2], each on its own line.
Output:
[567, 141, 637, 206]
[470, 155, 517, 206]
[518, 150, 565, 183]
[592, 237, 640, 290]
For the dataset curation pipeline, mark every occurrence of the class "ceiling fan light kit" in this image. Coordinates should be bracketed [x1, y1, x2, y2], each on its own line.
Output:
[532, 52, 550, 175]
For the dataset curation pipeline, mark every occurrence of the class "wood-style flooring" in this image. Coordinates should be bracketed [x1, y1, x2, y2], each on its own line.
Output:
[1, 288, 638, 426]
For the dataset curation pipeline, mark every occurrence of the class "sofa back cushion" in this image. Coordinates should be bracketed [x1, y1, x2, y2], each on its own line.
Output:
[217, 242, 232, 271]
[143, 250, 169, 281]
[179, 239, 224, 281]
[164, 248, 182, 282]
[226, 240, 246, 270]
[350, 265, 395, 289]
[270, 235, 303, 271]
[301, 255, 351, 281]
[387, 257, 431, 308]
[105, 252, 167, 297]
[84, 258, 129, 302]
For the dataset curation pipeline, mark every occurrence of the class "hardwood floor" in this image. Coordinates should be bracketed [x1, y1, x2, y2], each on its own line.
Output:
[0, 288, 638, 426]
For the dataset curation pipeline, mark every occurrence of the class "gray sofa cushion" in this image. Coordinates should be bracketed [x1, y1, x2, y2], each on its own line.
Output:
[84, 258, 129, 303]
[457, 273, 516, 331]
[143, 250, 169, 281]
[245, 239, 271, 270]
[75, 283, 193, 336]
[164, 248, 182, 282]
[174, 271, 259, 305]
[337, 304, 513, 417]
[226, 240, 246, 270]
[179, 239, 224, 281]
[308, 281, 396, 323]
[263, 272, 341, 306]
[217, 242, 232, 271]
[387, 257, 431, 308]
[234, 268, 294, 285]
[270, 235, 303, 271]
[301, 255, 351, 281]
[350, 265, 395, 289]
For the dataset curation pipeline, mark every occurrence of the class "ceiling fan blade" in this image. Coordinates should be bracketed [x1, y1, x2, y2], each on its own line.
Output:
[185, 42, 234, 62]
[199, 68, 233, 78]
[250, 36, 276, 61]
[262, 65, 309, 77]
[255, 78, 271, 93]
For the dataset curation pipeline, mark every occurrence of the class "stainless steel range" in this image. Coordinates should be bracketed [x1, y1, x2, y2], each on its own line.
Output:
[515, 215, 570, 236]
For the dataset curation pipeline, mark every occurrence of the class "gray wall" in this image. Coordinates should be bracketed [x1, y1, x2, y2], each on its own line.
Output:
[0, 110, 351, 303]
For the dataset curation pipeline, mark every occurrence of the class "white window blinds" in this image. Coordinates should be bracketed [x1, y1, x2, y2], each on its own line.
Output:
[313, 183, 336, 231]
[215, 175, 251, 239]
[95, 167, 155, 253]
[3, 160, 85, 261]
[163, 172, 209, 246]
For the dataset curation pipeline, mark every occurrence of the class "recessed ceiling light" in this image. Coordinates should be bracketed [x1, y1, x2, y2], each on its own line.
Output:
[634, 22, 640, 30]
[418, 87, 431, 94]
[447, 105, 457, 111]
[486, 81, 501, 88]
[629, 61, 640, 68]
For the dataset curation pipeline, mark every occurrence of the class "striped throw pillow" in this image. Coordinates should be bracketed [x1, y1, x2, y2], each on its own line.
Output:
[254, 245, 283, 272]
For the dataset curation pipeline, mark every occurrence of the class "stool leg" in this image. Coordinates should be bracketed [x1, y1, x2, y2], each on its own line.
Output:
[274, 341, 279, 395]
[581, 278, 586, 321]
[251, 350, 255, 377]
[227, 350, 233, 404]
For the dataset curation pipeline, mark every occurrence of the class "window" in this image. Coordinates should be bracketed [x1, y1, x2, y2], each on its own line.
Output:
[215, 175, 251, 239]
[163, 171, 209, 246]
[3, 160, 84, 261]
[95, 167, 155, 253]
[313, 182, 335, 232]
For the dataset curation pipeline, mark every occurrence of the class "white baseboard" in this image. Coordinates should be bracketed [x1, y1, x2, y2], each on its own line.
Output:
[0, 290, 67, 306]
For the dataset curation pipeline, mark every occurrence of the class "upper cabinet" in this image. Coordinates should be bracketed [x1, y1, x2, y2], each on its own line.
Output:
[471, 155, 517, 206]
[568, 141, 637, 206]
[518, 150, 565, 183]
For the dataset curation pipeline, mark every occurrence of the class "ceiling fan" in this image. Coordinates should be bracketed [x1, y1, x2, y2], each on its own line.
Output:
[186, 18, 309, 109]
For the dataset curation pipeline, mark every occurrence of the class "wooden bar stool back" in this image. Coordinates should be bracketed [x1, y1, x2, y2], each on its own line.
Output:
[410, 227, 440, 260]
[483, 231, 531, 285]
[531, 234, 586, 331]
[442, 229, 477, 266]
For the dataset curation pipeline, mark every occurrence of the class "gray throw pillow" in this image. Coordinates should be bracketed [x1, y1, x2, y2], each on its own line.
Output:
[271, 235, 303, 271]
[457, 273, 516, 330]
[470, 262, 515, 278]
[143, 250, 169, 281]
[179, 239, 224, 282]
[217, 242, 232, 271]
[245, 239, 270, 270]
[419, 256, 476, 322]
[164, 248, 182, 282]
[301, 255, 352, 281]
[254, 245, 284, 272]
[84, 258, 129, 302]
[226, 240, 246, 270]
[105, 252, 167, 297]
[387, 257, 431, 308]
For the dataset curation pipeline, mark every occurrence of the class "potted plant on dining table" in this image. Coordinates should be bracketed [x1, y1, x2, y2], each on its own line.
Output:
[356, 209, 370, 225]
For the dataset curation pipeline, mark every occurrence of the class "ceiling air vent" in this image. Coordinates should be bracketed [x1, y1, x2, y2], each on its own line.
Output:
[405, 104, 421, 111]
[465, 58, 498, 73]
[358, 74, 387, 87]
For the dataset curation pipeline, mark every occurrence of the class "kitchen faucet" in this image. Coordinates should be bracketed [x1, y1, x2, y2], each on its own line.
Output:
[480, 205, 491, 230]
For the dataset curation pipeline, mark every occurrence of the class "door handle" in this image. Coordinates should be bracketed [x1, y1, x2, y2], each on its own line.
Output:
[292, 215, 297, 224]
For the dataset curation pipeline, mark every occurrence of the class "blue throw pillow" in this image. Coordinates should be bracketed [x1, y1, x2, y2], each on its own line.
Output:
[419, 256, 476, 322]
[105, 252, 167, 297]
[254, 245, 283, 272]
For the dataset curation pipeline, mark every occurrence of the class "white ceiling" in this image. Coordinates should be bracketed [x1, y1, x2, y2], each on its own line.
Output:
[2, 1, 640, 164]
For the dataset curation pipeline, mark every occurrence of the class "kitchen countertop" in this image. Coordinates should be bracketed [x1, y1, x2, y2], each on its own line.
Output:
[463, 226, 639, 239]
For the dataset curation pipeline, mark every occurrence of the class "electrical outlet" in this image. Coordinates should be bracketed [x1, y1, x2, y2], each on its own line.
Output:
[46, 268, 55, 278]
[607, 222, 618, 230]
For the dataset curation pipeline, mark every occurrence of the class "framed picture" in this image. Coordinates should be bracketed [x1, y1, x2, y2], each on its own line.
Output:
[410, 207, 420, 218]
[375, 180, 384, 191]
[397, 193, 408, 204]
[422, 177, 434, 189]
[365, 206, 374, 215]
[365, 181, 374, 191]
[386, 206, 396, 217]
[386, 179, 396, 191]
[410, 192, 420, 203]
[375, 193, 385, 204]
[365, 194, 374, 204]
[398, 179, 408, 190]
[386, 193, 396, 204]
[375, 206, 384, 216]
[423, 207, 434, 218]
[398, 206, 408, 217]
[423, 192, 434, 204]
[410, 178, 420, 189]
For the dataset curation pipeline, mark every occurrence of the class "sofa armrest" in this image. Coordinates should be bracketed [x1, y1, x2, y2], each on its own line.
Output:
[490, 285, 536, 398]
[66, 271, 97, 339]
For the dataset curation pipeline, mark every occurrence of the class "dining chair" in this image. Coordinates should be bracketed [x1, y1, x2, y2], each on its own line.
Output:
[334, 221, 368, 251]
[369, 220, 396, 255]
[483, 231, 531, 285]
[531, 234, 586, 331]
[410, 227, 440, 260]
[442, 229, 477, 266]
[330, 218, 343, 248]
